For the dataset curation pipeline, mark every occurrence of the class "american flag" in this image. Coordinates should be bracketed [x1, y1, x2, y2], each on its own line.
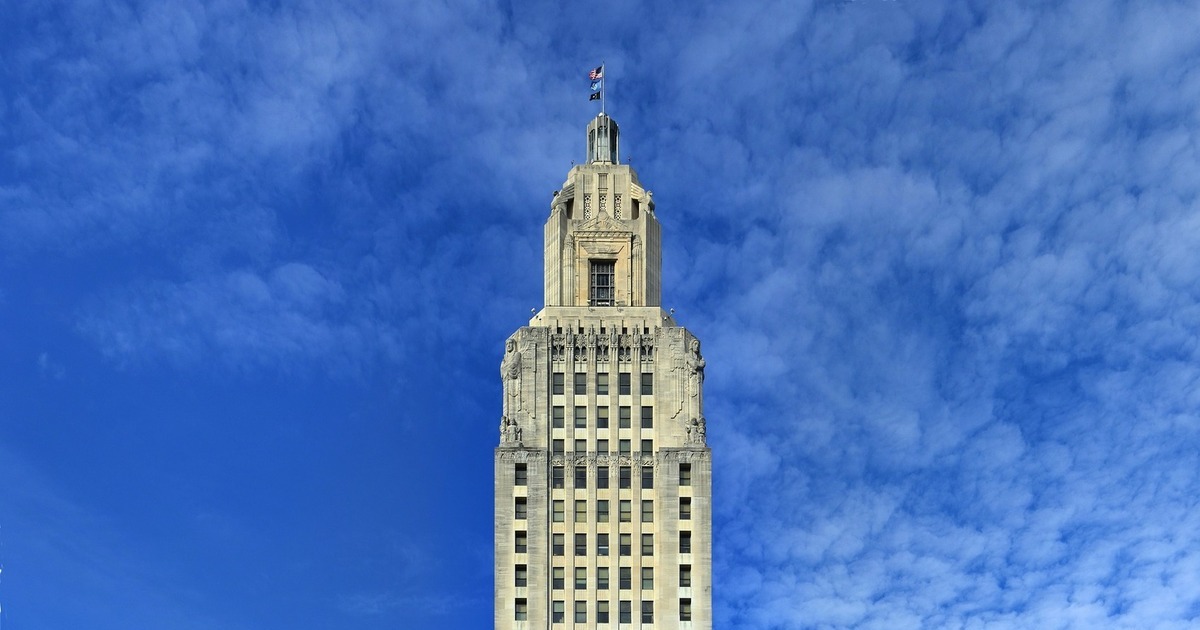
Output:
[589, 65, 604, 81]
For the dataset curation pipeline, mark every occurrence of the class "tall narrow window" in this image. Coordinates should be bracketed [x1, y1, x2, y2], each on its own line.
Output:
[619, 500, 632, 523]
[598, 600, 610, 622]
[552, 372, 564, 395]
[619, 567, 632, 589]
[552, 466, 564, 489]
[552, 406, 564, 428]
[553, 439, 564, 455]
[641, 405, 653, 429]
[641, 499, 654, 523]
[515, 564, 527, 587]
[641, 567, 654, 590]
[553, 500, 564, 522]
[597, 406, 610, 429]
[575, 567, 587, 590]
[680, 564, 692, 588]
[641, 373, 653, 395]
[590, 260, 615, 306]
[597, 466, 610, 488]
[574, 438, 586, 453]
[552, 600, 565, 623]
[514, 463, 527, 486]
[619, 406, 631, 428]
[680, 598, 693, 621]
[641, 601, 654, 623]
[574, 406, 587, 428]
[575, 600, 587, 623]
[618, 372, 631, 395]
[553, 534, 565, 556]
[574, 372, 587, 395]
[575, 466, 587, 489]
[619, 600, 632, 623]
[619, 467, 631, 489]
[597, 372, 609, 395]
[575, 499, 587, 522]
[514, 497, 527, 520]
[575, 533, 587, 556]
[598, 532, 610, 555]
[680, 531, 692, 554]
[679, 463, 692, 486]
[553, 567, 565, 589]
[641, 533, 654, 556]
[597, 438, 610, 454]
[515, 530, 528, 553]
[619, 534, 632, 556]
[641, 466, 654, 489]
[515, 598, 528, 621]
[681, 497, 692, 520]
[598, 500, 610, 523]
[598, 567, 610, 590]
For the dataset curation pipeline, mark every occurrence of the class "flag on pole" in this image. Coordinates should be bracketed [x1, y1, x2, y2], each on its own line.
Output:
[591, 80, 602, 92]
[589, 65, 604, 80]
[589, 92, 601, 101]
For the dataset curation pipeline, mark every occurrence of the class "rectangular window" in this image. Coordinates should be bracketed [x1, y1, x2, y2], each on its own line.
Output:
[681, 497, 692, 520]
[619, 500, 631, 523]
[619, 567, 632, 590]
[641, 466, 654, 489]
[597, 466, 609, 488]
[553, 439, 564, 455]
[574, 406, 587, 429]
[515, 564, 527, 587]
[641, 373, 653, 395]
[515, 497, 527, 520]
[575, 533, 587, 556]
[680, 598, 692, 621]
[515, 531, 527, 553]
[598, 600, 610, 622]
[575, 466, 587, 489]
[619, 600, 632, 623]
[680, 531, 692, 554]
[641, 499, 654, 523]
[641, 533, 654, 556]
[598, 567, 610, 590]
[552, 466, 564, 489]
[553, 500, 564, 522]
[619, 439, 631, 454]
[552, 406, 564, 428]
[552, 372, 564, 395]
[575, 567, 587, 590]
[575, 499, 587, 522]
[679, 463, 692, 486]
[514, 463, 527, 486]
[597, 372, 609, 395]
[641, 567, 654, 590]
[619, 534, 632, 556]
[574, 438, 586, 453]
[574, 372, 587, 395]
[619, 406, 631, 428]
[618, 373, 631, 395]
[619, 466, 631, 489]
[515, 598, 528, 621]
[597, 499, 610, 522]
[553, 534, 565, 556]
[575, 600, 587, 623]
[642, 601, 654, 623]
[680, 564, 692, 588]
[553, 567, 565, 589]
[597, 438, 609, 454]
[597, 406, 610, 429]
[552, 600, 565, 623]
[641, 438, 653, 453]
[641, 405, 653, 429]
[597, 532, 610, 556]
[590, 260, 615, 306]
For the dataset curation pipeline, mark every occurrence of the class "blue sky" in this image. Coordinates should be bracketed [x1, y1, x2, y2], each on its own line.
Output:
[2, 0, 1200, 627]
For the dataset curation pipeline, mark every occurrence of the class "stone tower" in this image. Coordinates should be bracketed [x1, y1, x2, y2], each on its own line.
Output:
[495, 113, 712, 629]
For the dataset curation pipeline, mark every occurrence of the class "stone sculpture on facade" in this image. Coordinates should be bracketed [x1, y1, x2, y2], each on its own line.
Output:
[499, 415, 522, 446]
[501, 338, 522, 417]
[686, 416, 707, 446]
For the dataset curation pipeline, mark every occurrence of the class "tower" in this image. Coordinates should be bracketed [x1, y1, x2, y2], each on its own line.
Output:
[495, 113, 712, 628]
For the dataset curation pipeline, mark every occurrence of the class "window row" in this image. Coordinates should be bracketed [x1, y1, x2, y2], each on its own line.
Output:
[551, 405, 655, 429]
[514, 598, 664, 624]
[552, 372, 654, 396]
[545, 497, 692, 524]
[551, 438, 654, 455]
[509, 530, 693, 556]
[516, 564, 692, 589]
[514, 462, 693, 488]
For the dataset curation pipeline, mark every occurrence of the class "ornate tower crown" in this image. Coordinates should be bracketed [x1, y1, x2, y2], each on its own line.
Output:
[543, 114, 662, 308]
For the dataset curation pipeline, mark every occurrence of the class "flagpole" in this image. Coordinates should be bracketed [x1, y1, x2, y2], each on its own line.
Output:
[601, 61, 606, 116]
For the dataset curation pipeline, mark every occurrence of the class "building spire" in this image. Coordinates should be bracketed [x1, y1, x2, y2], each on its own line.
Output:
[586, 113, 619, 165]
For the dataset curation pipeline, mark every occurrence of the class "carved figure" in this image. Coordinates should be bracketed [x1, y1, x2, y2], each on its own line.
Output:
[686, 416, 707, 446]
[501, 339, 522, 416]
[500, 415, 523, 446]
[687, 339, 706, 382]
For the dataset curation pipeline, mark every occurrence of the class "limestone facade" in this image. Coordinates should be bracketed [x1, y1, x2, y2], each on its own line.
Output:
[495, 114, 712, 629]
